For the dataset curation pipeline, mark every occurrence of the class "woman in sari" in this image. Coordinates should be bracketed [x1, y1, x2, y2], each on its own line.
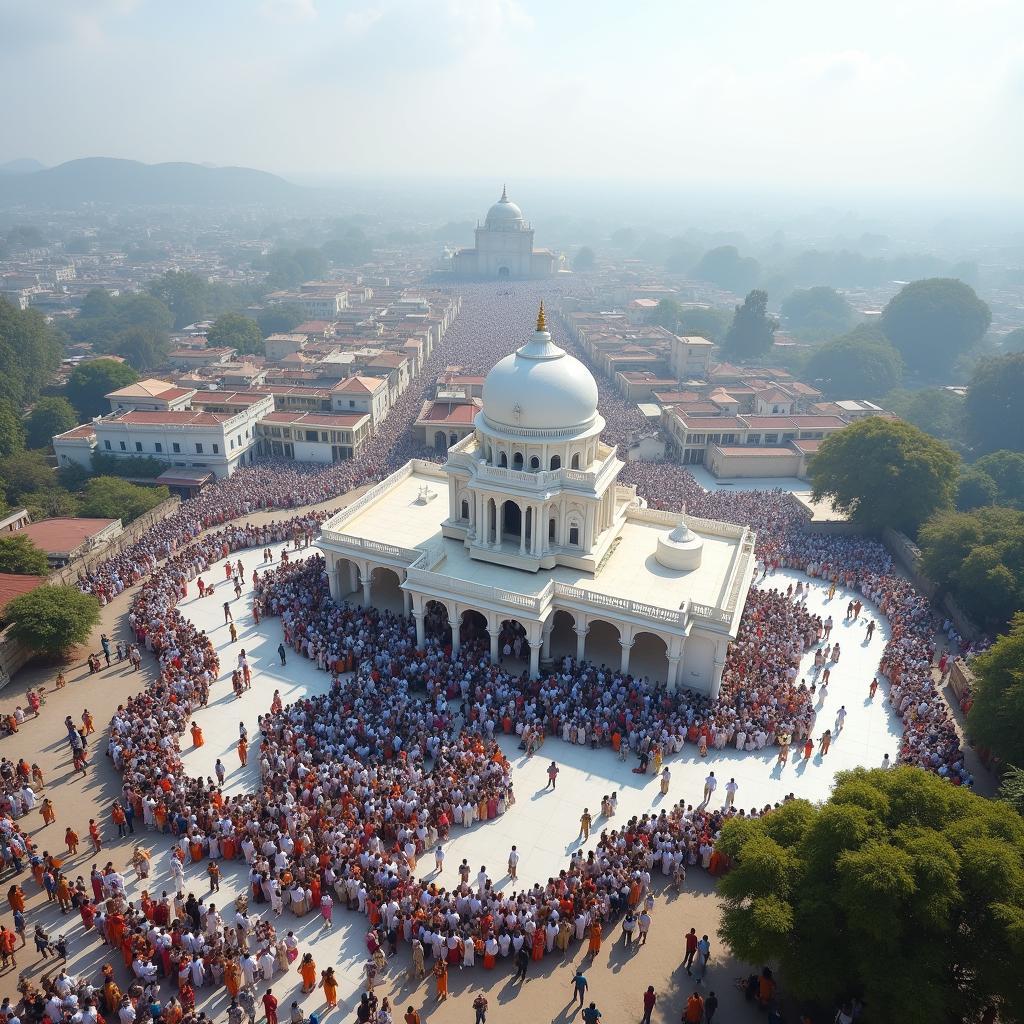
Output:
[223, 957, 242, 998]
[588, 920, 602, 957]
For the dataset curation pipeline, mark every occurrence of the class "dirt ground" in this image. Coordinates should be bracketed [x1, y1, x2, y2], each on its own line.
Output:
[0, 484, 788, 1022]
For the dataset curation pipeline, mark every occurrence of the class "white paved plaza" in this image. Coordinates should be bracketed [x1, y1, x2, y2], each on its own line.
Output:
[132, 539, 907, 1013]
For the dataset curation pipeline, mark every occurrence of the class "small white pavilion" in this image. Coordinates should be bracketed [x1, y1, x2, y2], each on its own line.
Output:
[317, 305, 755, 697]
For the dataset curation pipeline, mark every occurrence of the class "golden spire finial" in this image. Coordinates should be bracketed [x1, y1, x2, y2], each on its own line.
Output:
[501, 184, 507, 201]
[536, 300, 547, 332]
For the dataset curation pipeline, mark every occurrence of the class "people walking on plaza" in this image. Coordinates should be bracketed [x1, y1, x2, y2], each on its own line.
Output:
[546, 761, 559, 789]
[278, 642, 286, 666]
[641, 986, 657, 1024]
[581, 1002, 602, 1024]
[683, 927, 698, 974]
[434, 957, 448, 999]
[702, 771, 717, 805]
[724, 777, 738, 808]
[835, 705, 847, 733]
[869, 677, 879, 699]
[513, 945, 529, 982]
[473, 994, 488, 1024]
[659, 767, 670, 795]
[571, 969, 589, 1007]
[638, 908, 652, 945]
[621, 910, 637, 945]
[224, 601, 233, 624]
[508, 845, 518, 879]
[704, 991, 719, 1023]
[579, 808, 592, 841]
[819, 729, 832, 755]
[684, 991, 704, 1023]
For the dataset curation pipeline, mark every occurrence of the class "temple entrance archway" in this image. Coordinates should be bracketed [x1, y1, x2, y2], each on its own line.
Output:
[584, 619, 621, 669]
[460, 609, 488, 649]
[497, 266, 510, 279]
[433, 431, 447, 451]
[424, 600, 452, 647]
[370, 566, 403, 615]
[498, 618, 529, 669]
[334, 557, 360, 601]
[630, 631, 669, 684]
[548, 609, 576, 663]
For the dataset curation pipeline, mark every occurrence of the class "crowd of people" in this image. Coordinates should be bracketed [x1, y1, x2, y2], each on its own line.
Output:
[2, 283, 972, 1024]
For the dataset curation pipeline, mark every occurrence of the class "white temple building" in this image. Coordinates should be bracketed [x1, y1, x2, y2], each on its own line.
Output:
[317, 305, 755, 696]
[450, 187, 555, 280]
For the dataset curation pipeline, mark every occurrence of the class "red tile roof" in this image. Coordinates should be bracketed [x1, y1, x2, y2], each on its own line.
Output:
[20, 517, 119, 553]
[416, 400, 481, 425]
[110, 411, 229, 426]
[0, 573, 49, 614]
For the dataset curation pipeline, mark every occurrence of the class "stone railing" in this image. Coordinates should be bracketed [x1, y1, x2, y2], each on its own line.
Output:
[552, 583, 688, 627]
[320, 533, 421, 564]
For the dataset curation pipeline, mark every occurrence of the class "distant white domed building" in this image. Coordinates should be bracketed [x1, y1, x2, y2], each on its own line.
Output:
[317, 305, 755, 696]
[451, 187, 555, 280]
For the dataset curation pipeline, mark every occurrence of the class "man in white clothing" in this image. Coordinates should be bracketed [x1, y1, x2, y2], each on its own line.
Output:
[724, 778, 738, 808]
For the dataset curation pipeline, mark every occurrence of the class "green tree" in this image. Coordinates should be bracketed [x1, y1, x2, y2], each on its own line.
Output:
[90, 452, 168, 479]
[107, 326, 170, 370]
[1001, 327, 1024, 353]
[880, 277, 991, 373]
[716, 768, 1024, 1022]
[0, 450, 56, 504]
[918, 506, 1024, 628]
[66, 359, 139, 418]
[810, 418, 959, 533]
[0, 400, 25, 458]
[780, 286, 855, 338]
[320, 231, 371, 268]
[882, 387, 965, 449]
[4, 585, 100, 658]
[257, 303, 304, 336]
[148, 270, 209, 328]
[652, 301, 730, 342]
[965, 353, 1024, 454]
[0, 299, 65, 409]
[690, 245, 760, 293]
[19, 488, 79, 521]
[722, 290, 777, 361]
[976, 450, 1024, 507]
[573, 247, 596, 272]
[998, 764, 1024, 816]
[955, 467, 997, 510]
[0, 534, 50, 575]
[969, 614, 1024, 766]
[206, 313, 263, 356]
[78, 476, 169, 523]
[79, 288, 115, 320]
[25, 397, 79, 449]
[805, 326, 903, 398]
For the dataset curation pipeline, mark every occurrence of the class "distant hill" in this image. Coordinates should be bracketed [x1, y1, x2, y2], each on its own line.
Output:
[0, 158, 46, 175]
[0, 157, 303, 206]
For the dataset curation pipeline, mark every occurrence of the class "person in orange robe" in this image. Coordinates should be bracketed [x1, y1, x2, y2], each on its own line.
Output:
[223, 958, 242, 998]
[433, 959, 447, 1000]
[318, 968, 338, 1009]
[190, 723, 204, 748]
[237, 738, 248, 766]
[588, 920, 602, 957]
[531, 925, 545, 961]
[299, 953, 317, 993]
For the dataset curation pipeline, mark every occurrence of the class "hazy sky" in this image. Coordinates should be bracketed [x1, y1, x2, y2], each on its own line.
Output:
[2, 0, 1022, 197]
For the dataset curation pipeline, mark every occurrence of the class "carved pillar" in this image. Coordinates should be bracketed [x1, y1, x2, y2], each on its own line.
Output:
[360, 571, 372, 607]
[666, 656, 681, 691]
[488, 627, 501, 664]
[619, 639, 635, 675]
[575, 625, 589, 663]
[519, 502, 527, 555]
[413, 610, 425, 649]
[710, 639, 729, 700]
[348, 561, 359, 594]
[529, 641, 542, 679]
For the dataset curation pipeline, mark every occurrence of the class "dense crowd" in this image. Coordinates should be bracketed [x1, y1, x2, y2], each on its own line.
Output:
[8, 283, 972, 1024]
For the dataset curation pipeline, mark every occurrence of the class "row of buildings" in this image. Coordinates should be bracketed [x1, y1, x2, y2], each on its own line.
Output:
[53, 287, 461, 484]
[564, 310, 890, 480]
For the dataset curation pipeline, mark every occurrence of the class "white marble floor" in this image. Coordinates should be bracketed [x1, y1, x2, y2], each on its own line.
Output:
[122, 544, 903, 1016]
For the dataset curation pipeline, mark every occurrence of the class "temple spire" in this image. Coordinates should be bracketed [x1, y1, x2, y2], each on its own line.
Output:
[536, 300, 547, 332]
[501, 183, 508, 201]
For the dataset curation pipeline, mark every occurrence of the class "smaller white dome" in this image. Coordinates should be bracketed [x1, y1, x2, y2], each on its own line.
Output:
[485, 186, 525, 231]
[656, 518, 704, 571]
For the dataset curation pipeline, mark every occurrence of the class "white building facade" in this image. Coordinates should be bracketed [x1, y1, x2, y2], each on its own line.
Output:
[451, 188, 555, 280]
[318, 306, 755, 697]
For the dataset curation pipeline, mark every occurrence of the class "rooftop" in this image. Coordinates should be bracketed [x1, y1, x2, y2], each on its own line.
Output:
[0, 573, 49, 614]
[20, 517, 119, 554]
[329, 465, 746, 615]
[105, 378, 179, 400]
[261, 411, 369, 428]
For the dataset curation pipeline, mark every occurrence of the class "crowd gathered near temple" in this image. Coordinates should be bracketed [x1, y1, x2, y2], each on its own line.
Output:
[2, 284, 980, 1024]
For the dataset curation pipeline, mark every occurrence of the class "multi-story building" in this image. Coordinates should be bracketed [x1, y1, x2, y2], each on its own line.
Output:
[330, 375, 391, 428]
[256, 411, 371, 462]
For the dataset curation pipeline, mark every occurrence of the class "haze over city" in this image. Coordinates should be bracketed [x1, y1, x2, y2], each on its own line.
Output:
[0, 4, 1023, 1024]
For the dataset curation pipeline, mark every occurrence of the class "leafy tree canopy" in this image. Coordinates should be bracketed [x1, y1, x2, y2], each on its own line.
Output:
[969, 614, 1024, 767]
[810, 417, 959, 534]
[998, 764, 1024, 817]
[321, 230, 372, 268]
[1001, 327, 1024, 353]
[918, 506, 1024, 629]
[955, 467, 997, 511]
[147, 271, 210, 329]
[260, 248, 328, 290]
[0, 298, 65, 410]
[965, 353, 1024, 454]
[804, 325, 902, 399]
[882, 387, 964, 451]
[690, 245, 760, 293]
[716, 768, 1024, 1021]
[652, 301, 730, 343]
[0, 400, 25, 459]
[69, 290, 174, 348]
[102, 325, 170, 371]
[25, 397, 79, 450]
[4, 584, 100, 657]
[66, 359, 139, 419]
[722, 289, 777, 362]
[257, 304, 304, 336]
[206, 313, 263, 356]
[0, 450, 57, 504]
[976, 450, 1024, 508]
[880, 277, 991, 374]
[573, 247, 596, 272]
[19, 487, 79, 522]
[780, 286, 856, 338]
[90, 452, 168, 479]
[78, 476, 169, 523]
[0, 534, 50, 575]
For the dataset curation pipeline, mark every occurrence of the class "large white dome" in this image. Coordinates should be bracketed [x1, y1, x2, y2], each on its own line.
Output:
[482, 305, 600, 433]
[484, 186, 526, 231]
